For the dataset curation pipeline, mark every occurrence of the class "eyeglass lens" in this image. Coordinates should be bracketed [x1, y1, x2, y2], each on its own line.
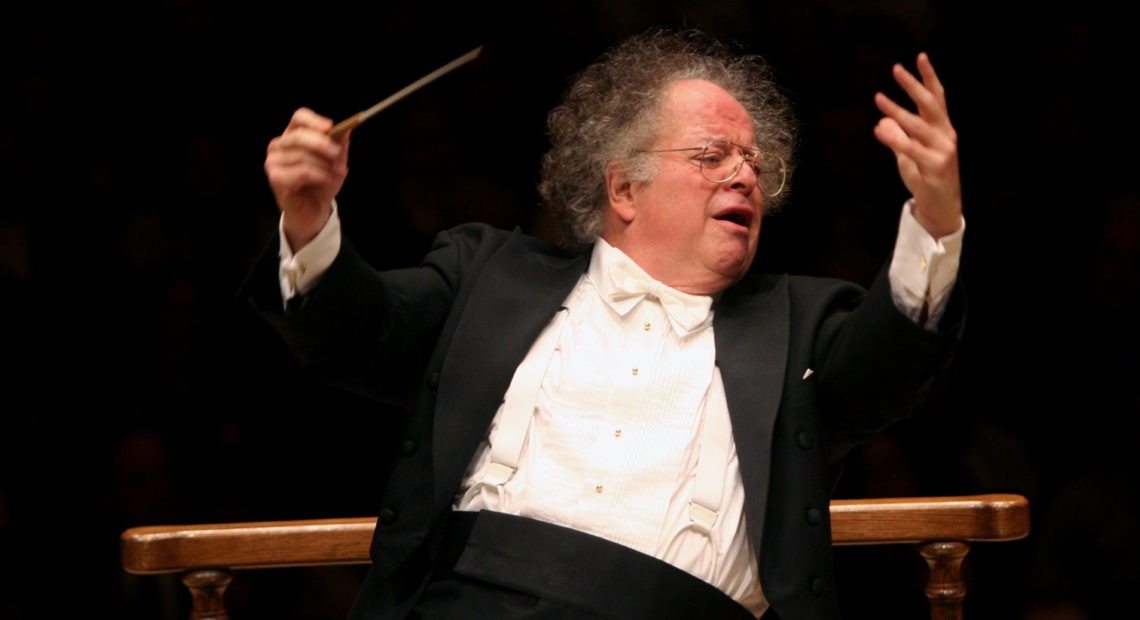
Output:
[701, 141, 784, 196]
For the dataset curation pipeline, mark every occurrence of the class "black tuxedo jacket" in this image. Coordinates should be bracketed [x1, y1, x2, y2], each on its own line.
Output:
[241, 223, 965, 620]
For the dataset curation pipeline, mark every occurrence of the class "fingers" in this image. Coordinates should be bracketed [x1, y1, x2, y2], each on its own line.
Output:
[875, 58, 954, 145]
[872, 116, 907, 151]
[892, 53, 948, 122]
[264, 144, 345, 194]
[266, 108, 349, 180]
[914, 52, 946, 106]
[873, 53, 963, 238]
[873, 53, 957, 172]
[273, 107, 346, 163]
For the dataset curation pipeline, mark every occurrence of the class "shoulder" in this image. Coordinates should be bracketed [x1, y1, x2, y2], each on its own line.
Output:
[720, 271, 873, 327]
[430, 223, 580, 264]
[729, 271, 865, 300]
[785, 273, 866, 299]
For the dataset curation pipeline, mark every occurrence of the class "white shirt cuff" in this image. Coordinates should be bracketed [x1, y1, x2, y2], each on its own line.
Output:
[888, 199, 965, 329]
[278, 201, 342, 307]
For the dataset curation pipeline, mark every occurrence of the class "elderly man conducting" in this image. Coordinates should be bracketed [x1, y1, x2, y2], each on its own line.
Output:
[244, 25, 964, 620]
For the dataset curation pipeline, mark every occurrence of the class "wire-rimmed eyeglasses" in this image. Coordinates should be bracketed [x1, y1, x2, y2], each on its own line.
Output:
[642, 140, 786, 197]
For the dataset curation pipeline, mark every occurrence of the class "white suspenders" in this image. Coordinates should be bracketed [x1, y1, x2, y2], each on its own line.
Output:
[478, 306, 571, 488]
[689, 368, 731, 535]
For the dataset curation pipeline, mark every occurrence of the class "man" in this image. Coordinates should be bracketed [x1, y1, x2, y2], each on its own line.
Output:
[244, 26, 964, 620]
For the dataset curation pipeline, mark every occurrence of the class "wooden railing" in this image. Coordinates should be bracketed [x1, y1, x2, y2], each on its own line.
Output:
[121, 493, 1030, 620]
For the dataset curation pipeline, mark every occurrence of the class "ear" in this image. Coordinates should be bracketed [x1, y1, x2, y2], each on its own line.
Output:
[605, 162, 637, 224]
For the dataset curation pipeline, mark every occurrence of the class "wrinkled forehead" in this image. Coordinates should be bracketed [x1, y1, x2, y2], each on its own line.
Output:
[656, 79, 757, 147]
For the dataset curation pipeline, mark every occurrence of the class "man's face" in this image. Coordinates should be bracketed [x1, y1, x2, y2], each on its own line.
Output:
[605, 79, 765, 295]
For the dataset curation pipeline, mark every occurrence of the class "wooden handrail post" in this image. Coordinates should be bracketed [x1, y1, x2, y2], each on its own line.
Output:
[920, 541, 969, 620]
[182, 568, 233, 620]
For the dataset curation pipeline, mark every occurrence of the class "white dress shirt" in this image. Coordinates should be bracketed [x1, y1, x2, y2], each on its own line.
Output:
[457, 237, 768, 614]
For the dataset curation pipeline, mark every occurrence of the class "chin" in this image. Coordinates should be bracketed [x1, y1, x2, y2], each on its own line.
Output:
[717, 249, 754, 277]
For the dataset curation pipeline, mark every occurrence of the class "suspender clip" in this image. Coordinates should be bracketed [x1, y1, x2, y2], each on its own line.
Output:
[688, 501, 718, 535]
[482, 462, 516, 486]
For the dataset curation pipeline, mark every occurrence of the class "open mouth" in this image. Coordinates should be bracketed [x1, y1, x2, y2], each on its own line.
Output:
[713, 206, 753, 229]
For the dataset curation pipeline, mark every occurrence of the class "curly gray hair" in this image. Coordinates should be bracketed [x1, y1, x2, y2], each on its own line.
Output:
[538, 26, 797, 250]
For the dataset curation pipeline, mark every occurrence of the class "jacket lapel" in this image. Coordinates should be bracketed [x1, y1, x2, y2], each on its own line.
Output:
[433, 235, 590, 508]
[713, 274, 789, 548]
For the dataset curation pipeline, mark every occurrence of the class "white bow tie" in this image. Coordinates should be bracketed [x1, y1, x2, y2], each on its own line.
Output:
[603, 259, 714, 337]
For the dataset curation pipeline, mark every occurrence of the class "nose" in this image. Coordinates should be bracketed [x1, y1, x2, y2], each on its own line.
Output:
[727, 156, 759, 195]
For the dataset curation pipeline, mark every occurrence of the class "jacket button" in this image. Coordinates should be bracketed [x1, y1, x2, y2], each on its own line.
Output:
[400, 439, 417, 456]
[810, 577, 826, 595]
[378, 508, 397, 525]
[796, 431, 814, 450]
[805, 507, 822, 526]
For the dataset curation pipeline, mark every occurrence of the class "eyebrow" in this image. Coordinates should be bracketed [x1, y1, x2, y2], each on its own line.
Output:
[705, 139, 761, 152]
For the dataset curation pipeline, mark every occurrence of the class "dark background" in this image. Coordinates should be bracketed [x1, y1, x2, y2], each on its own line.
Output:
[3, 1, 1137, 619]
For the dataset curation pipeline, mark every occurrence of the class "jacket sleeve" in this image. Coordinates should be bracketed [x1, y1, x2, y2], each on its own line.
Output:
[236, 223, 507, 408]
